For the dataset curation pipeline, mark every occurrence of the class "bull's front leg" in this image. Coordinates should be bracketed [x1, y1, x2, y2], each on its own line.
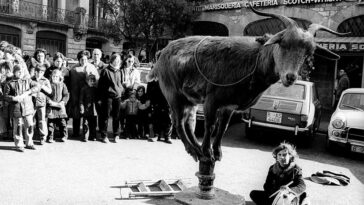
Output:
[212, 105, 238, 161]
[201, 115, 218, 161]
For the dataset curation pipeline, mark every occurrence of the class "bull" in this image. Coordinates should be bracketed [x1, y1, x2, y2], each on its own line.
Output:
[147, 7, 346, 162]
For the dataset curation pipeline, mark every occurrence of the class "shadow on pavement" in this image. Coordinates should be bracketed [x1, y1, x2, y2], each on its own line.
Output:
[0, 145, 19, 152]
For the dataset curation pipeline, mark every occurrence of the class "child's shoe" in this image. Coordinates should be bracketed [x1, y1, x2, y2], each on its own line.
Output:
[60, 137, 67, 142]
[47, 139, 54, 143]
[25, 145, 36, 150]
[102, 137, 109, 143]
[16, 147, 25, 152]
[114, 136, 119, 143]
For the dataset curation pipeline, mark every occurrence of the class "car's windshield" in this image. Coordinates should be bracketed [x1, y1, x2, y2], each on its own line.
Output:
[339, 93, 364, 111]
[263, 83, 305, 100]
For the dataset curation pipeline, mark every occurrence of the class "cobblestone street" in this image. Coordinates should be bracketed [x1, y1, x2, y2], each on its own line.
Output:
[0, 124, 363, 205]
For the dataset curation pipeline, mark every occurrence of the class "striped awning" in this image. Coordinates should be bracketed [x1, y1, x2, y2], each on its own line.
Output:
[315, 37, 364, 43]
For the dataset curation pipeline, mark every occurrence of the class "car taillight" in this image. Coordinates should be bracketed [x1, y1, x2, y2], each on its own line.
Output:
[332, 119, 346, 129]
[299, 115, 308, 127]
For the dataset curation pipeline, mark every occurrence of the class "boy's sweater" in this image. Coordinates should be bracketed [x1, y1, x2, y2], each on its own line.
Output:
[4, 77, 39, 118]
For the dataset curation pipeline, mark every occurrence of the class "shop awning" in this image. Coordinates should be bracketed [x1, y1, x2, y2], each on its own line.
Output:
[315, 37, 364, 52]
[315, 37, 364, 43]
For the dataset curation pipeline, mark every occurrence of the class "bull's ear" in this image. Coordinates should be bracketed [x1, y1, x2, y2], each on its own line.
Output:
[264, 30, 285, 46]
[314, 44, 340, 60]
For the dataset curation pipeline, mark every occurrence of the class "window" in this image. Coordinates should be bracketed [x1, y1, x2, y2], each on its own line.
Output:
[338, 15, 364, 37]
[340, 93, 364, 110]
[244, 18, 311, 36]
[264, 83, 306, 100]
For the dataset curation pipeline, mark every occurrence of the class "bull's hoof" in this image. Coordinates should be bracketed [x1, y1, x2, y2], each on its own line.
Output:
[186, 147, 200, 162]
[213, 146, 222, 161]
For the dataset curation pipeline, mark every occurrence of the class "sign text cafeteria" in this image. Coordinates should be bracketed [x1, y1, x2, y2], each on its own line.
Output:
[194, 0, 343, 11]
[317, 43, 364, 52]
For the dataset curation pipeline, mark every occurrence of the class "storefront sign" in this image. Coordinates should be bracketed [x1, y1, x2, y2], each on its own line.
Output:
[317, 42, 364, 52]
[194, 0, 343, 11]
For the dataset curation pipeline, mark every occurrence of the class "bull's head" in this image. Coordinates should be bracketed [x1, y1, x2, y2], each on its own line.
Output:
[251, 7, 348, 86]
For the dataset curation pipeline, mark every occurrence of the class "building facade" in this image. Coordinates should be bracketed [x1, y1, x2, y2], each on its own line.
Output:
[0, 0, 121, 59]
[192, 0, 364, 109]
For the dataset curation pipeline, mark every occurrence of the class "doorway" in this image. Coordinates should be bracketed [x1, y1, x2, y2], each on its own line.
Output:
[337, 55, 363, 88]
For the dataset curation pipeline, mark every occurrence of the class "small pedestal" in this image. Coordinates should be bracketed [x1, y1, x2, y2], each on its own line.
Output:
[175, 186, 245, 205]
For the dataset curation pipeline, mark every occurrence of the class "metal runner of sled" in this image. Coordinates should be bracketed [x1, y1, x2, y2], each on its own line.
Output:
[120, 179, 188, 199]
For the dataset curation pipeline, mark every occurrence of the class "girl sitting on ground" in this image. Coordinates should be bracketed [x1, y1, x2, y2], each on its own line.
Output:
[250, 142, 309, 205]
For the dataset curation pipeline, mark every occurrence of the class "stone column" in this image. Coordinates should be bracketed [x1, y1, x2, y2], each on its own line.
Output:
[95, 1, 99, 28]
[58, 0, 66, 22]
[42, 0, 48, 20]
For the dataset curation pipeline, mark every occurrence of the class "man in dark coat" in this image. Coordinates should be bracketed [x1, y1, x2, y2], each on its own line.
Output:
[335, 69, 350, 107]
[146, 79, 172, 144]
[97, 54, 124, 143]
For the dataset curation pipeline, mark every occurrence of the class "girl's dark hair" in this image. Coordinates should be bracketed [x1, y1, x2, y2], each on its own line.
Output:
[272, 141, 298, 163]
[0, 60, 13, 71]
[136, 85, 145, 94]
[77, 50, 90, 61]
[33, 48, 47, 59]
[53, 52, 65, 61]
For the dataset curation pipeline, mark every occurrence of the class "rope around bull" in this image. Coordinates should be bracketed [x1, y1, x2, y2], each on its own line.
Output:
[194, 36, 259, 87]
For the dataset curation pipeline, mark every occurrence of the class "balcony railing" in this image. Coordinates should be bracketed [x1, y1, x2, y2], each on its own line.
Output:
[0, 0, 106, 31]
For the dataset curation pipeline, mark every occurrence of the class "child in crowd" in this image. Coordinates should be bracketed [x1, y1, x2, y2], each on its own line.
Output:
[250, 142, 309, 205]
[32, 64, 52, 145]
[120, 90, 149, 139]
[4, 65, 39, 152]
[0, 61, 10, 139]
[80, 74, 98, 142]
[136, 85, 151, 140]
[46, 70, 69, 143]
[27, 48, 50, 78]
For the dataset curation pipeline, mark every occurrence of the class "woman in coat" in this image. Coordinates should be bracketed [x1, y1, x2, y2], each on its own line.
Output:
[68, 50, 99, 139]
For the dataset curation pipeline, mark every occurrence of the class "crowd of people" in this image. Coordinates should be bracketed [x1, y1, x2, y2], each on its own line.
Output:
[0, 41, 173, 152]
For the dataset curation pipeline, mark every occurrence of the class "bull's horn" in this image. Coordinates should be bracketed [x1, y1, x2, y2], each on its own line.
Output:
[249, 5, 297, 29]
[308, 24, 350, 36]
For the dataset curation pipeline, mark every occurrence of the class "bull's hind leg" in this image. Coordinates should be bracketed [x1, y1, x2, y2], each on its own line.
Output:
[169, 98, 202, 161]
[212, 106, 237, 161]
[184, 105, 202, 156]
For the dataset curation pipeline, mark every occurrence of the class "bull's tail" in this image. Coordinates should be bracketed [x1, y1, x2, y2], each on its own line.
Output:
[146, 67, 158, 82]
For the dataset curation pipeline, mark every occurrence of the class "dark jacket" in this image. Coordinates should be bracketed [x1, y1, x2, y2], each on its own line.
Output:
[336, 74, 350, 99]
[146, 80, 169, 112]
[31, 76, 51, 107]
[4, 77, 39, 118]
[263, 162, 306, 196]
[80, 85, 97, 117]
[47, 82, 69, 119]
[98, 65, 124, 100]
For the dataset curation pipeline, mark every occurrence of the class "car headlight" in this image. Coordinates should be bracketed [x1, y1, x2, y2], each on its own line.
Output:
[332, 119, 346, 129]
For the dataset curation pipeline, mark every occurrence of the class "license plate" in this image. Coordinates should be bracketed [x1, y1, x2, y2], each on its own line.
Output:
[266, 112, 282, 124]
[351, 145, 364, 153]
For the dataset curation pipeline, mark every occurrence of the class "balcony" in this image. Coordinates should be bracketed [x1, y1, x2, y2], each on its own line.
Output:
[0, 0, 106, 31]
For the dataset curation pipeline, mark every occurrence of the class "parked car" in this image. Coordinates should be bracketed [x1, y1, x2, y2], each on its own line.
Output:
[327, 88, 364, 154]
[242, 80, 322, 138]
[135, 63, 152, 89]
